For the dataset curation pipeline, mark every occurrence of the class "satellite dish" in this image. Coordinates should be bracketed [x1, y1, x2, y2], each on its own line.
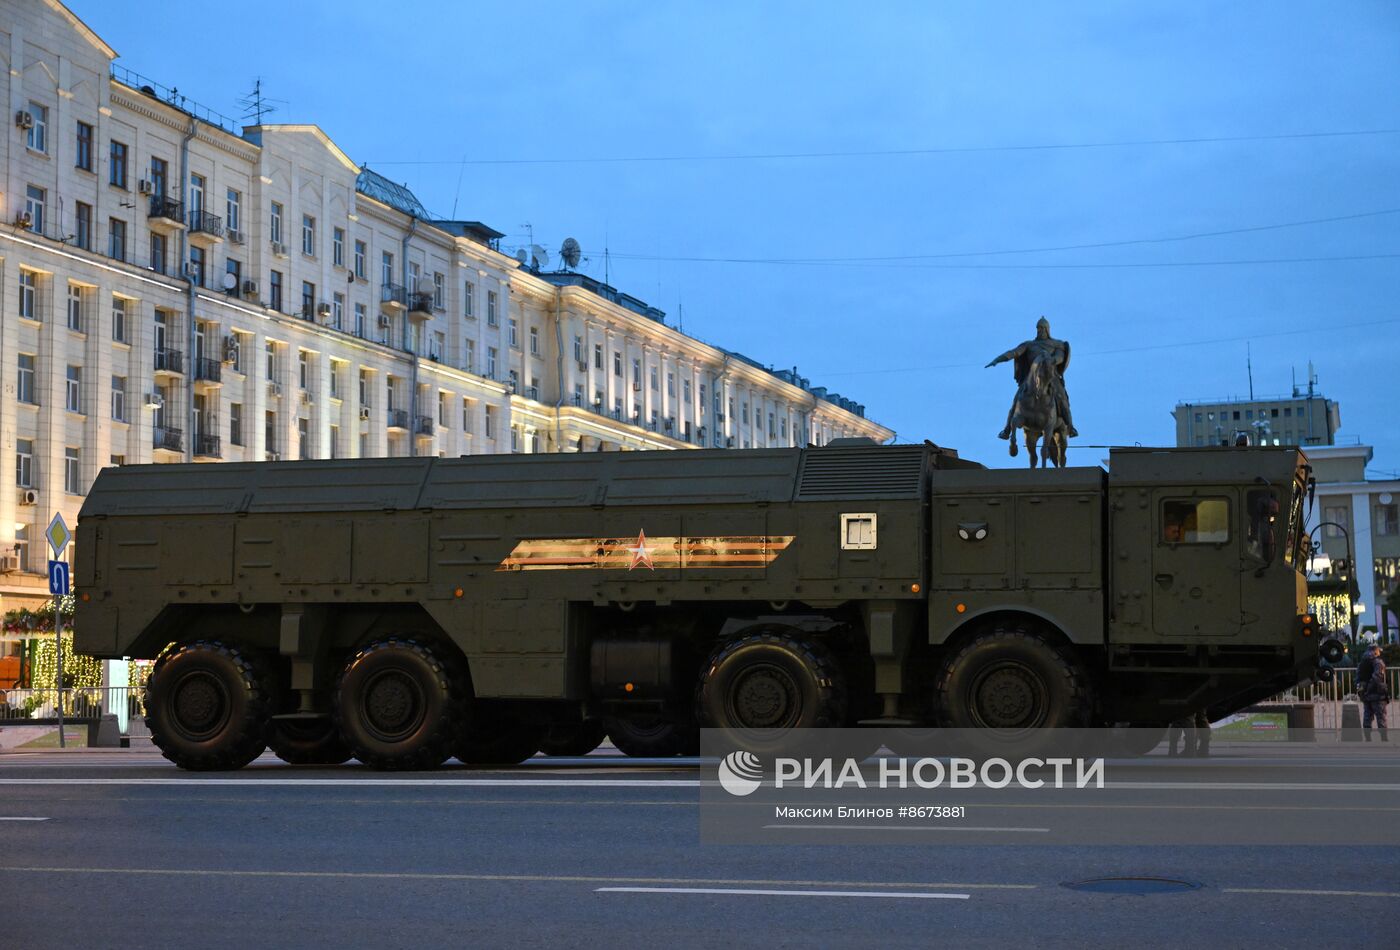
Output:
[560, 237, 582, 270]
[529, 245, 549, 270]
[221, 271, 238, 291]
[514, 248, 529, 264]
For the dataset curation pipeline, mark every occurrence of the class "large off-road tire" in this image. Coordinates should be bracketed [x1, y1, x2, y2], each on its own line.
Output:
[933, 622, 1091, 733]
[267, 717, 353, 765]
[604, 714, 698, 758]
[697, 631, 849, 756]
[144, 640, 274, 771]
[456, 712, 544, 765]
[334, 638, 468, 771]
[538, 720, 608, 757]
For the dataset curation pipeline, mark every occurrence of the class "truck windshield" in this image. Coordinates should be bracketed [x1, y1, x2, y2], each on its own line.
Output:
[1283, 477, 1306, 570]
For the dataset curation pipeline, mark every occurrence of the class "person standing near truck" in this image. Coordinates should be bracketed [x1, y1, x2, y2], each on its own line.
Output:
[1358, 644, 1390, 742]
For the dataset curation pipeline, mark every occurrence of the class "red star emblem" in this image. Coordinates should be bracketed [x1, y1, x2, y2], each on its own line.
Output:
[627, 530, 655, 571]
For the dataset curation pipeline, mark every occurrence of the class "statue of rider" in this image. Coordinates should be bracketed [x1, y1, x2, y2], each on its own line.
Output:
[985, 316, 1078, 440]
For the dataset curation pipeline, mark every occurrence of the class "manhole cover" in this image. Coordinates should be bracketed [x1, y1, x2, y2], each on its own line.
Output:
[1063, 877, 1201, 895]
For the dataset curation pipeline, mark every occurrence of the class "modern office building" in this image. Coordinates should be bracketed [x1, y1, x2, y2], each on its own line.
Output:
[1173, 373, 1340, 448]
[0, 0, 891, 615]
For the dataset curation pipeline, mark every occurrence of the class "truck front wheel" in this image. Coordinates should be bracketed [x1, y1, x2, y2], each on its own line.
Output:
[144, 640, 273, 771]
[933, 623, 1090, 731]
[334, 638, 466, 771]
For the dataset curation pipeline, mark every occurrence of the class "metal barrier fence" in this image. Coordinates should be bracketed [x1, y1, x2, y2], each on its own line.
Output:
[0, 686, 146, 723]
[1268, 667, 1399, 703]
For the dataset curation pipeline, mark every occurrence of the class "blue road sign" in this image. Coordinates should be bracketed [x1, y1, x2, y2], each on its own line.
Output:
[48, 559, 70, 596]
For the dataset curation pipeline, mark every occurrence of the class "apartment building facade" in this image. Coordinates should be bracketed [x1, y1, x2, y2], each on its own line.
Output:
[0, 1, 891, 611]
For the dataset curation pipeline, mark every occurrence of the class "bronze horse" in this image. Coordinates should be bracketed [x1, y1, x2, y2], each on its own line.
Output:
[1008, 358, 1068, 468]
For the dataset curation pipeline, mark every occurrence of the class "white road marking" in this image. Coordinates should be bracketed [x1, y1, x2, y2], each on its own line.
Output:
[764, 824, 1050, 833]
[0, 866, 1029, 889]
[0, 816, 49, 821]
[1223, 887, 1400, 899]
[596, 886, 970, 900]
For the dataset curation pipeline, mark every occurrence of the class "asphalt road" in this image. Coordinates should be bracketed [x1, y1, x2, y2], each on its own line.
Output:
[1, 746, 1397, 949]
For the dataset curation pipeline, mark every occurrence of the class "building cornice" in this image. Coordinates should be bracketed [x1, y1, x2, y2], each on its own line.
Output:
[109, 82, 260, 162]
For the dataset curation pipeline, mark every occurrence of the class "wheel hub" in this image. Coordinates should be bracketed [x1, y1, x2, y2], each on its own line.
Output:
[972, 663, 1046, 729]
[361, 670, 424, 740]
[170, 671, 230, 740]
[730, 665, 799, 729]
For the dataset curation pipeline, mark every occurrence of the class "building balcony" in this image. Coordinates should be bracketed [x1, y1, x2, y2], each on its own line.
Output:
[193, 357, 222, 387]
[386, 409, 409, 431]
[153, 347, 184, 377]
[194, 432, 221, 458]
[380, 283, 408, 312]
[415, 416, 434, 437]
[186, 209, 224, 247]
[147, 196, 185, 233]
[407, 291, 433, 323]
[153, 426, 183, 453]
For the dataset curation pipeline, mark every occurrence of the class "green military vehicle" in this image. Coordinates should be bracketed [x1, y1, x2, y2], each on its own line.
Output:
[73, 440, 1337, 770]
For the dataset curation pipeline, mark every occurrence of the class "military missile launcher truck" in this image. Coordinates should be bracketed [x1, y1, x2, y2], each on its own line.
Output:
[73, 440, 1336, 770]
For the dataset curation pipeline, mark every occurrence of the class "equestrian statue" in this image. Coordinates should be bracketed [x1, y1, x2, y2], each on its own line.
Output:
[985, 316, 1077, 468]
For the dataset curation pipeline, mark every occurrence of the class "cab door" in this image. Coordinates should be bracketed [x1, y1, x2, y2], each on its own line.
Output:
[1151, 491, 1241, 638]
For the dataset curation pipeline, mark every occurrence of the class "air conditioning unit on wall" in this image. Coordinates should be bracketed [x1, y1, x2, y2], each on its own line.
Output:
[19, 489, 38, 506]
[14, 110, 34, 130]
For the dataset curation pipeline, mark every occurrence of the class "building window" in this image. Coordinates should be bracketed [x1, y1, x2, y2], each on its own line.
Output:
[189, 245, 206, 286]
[302, 215, 316, 256]
[650, 367, 659, 391]
[329, 362, 342, 400]
[270, 270, 283, 311]
[301, 281, 316, 319]
[1377, 504, 1399, 537]
[510, 426, 521, 453]
[509, 318, 519, 348]
[67, 284, 85, 333]
[25, 185, 45, 234]
[613, 351, 622, 376]
[684, 379, 692, 402]
[1323, 506, 1350, 538]
[487, 347, 498, 379]
[464, 339, 475, 373]
[433, 272, 445, 310]
[572, 336, 583, 363]
[64, 447, 81, 495]
[19, 272, 38, 321]
[17, 353, 36, 404]
[354, 240, 366, 278]
[332, 293, 344, 330]
[265, 410, 278, 456]
[464, 280, 474, 318]
[333, 227, 345, 267]
[487, 290, 498, 326]
[109, 140, 128, 188]
[529, 326, 539, 355]
[667, 372, 676, 397]
[269, 202, 283, 245]
[108, 217, 127, 261]
[75, 202, 93, 250]
[298, 351, 309, 390]
[111, 376, 126, 422]
[381, 251, 394, 287]
[75, 120, 93, 171]
[508, 369, 519, 393]
[16, 439, 34, 488]
[354, 302, 366, 337]
[149, 157, 168, 198]
[633, 359, 642, 388]
[359, 369, 370, 406]
[226, 189, 241, 234]
[484, 405, 495, 439]
[151, 232, 167, 274]
[189, 173, 206, 217]
[329, 424, 340, 460]
[438, 391, 448, 426]
[65, 365, 82, 413]
[462, 397, 472, 432]
[26, 101, 47, 152]
[230, 403, 243, 446]
[594, 343, 603, 369]
[298, 417, 311, 460]
[265, 341, 277, 382]
[112, 296, 128, 343]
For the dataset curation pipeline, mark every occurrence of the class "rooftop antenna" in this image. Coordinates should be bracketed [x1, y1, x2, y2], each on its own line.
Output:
[521, 222, 534, 246]
[237, 78, 284, 126]
[449, 154, 468, 219]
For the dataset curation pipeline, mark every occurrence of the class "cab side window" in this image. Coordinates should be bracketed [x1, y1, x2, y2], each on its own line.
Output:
[1245, 488, 1279, 560]
[1162, 498, 1230, 545]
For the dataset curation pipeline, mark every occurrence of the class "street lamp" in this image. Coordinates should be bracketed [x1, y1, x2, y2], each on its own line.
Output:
[1308, 522, 1361, 638]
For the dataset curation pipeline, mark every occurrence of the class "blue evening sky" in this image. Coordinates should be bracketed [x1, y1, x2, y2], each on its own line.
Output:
[81, 1, 1400, 471]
